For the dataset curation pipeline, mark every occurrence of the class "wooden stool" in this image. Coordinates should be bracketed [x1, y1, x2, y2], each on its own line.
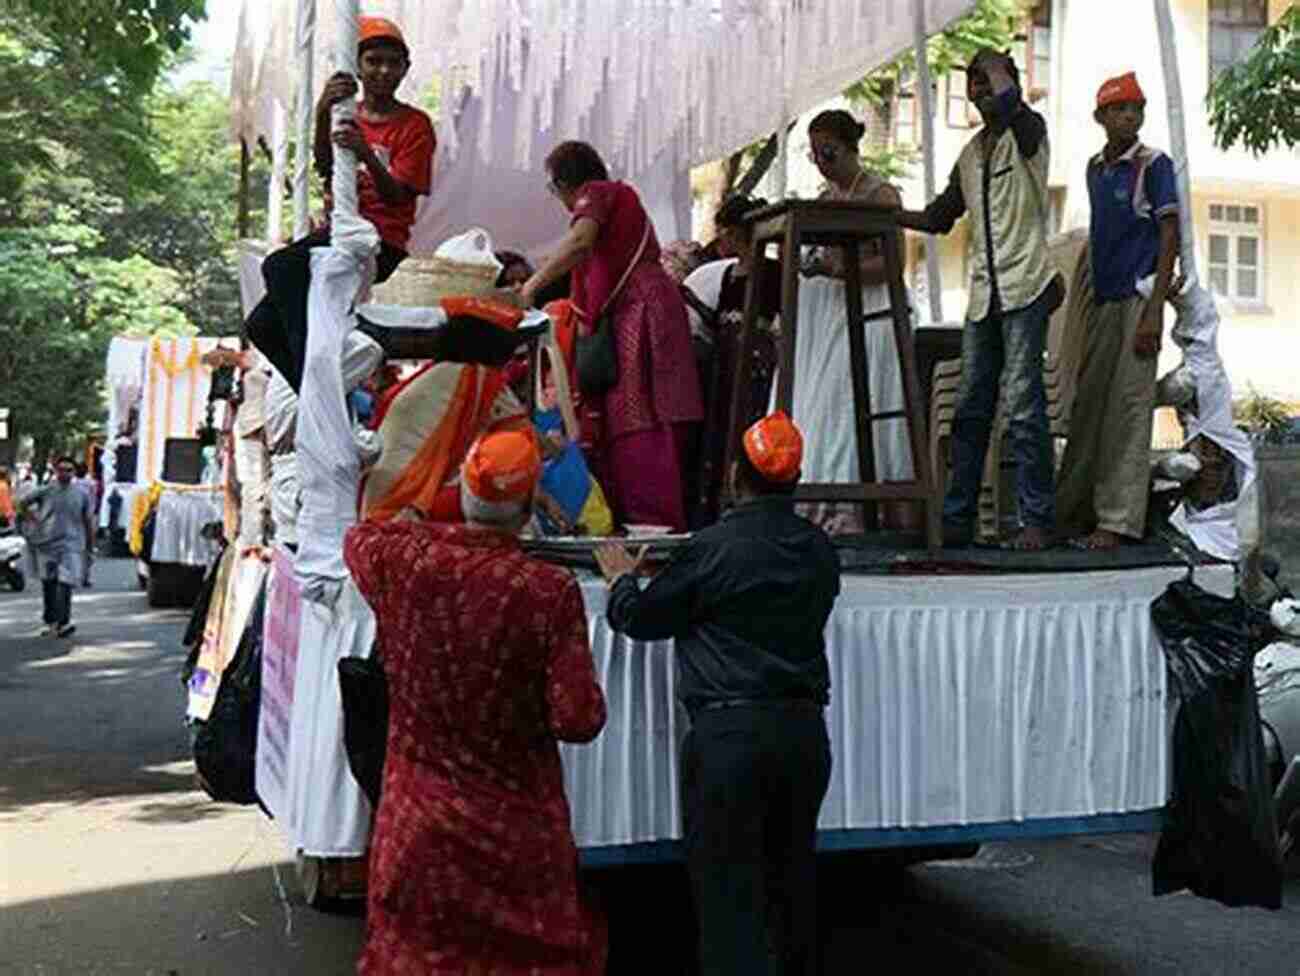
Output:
[724, 199, 940, 549]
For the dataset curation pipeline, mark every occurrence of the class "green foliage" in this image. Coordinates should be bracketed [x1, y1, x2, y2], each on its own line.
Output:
[1207, 6, 1300, 156]
[2, 0, 205, 95]
[0, 3, 252, 456]
[844, 0, 1028, 106]
[0, 224, 191, 456]
[862, 144, 921, 183]
[845, 0, 1026, 180]
[1235, 388, 1293, 443]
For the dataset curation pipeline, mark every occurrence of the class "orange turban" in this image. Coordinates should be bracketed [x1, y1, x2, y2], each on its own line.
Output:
[463, 430, 541, 505]
[743, 411, 804, 484]
[359, 16, 407, 52]
[1096, 72, 1146, 110]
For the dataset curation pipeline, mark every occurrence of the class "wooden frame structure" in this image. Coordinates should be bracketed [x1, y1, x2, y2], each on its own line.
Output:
[724, 199, 941, 549]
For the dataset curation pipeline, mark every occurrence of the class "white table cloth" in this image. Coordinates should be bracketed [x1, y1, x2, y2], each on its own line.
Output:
[150, 489, 223, 567]
[562, 564, 1234, 852]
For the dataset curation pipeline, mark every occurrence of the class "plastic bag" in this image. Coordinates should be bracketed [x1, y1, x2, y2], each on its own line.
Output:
[1151, 578, 1283, 908]
[338, 646, 388, 810]
[534, 407, 613, 536]
[434, 227, 502, 269]
[192, 580, 268, 806]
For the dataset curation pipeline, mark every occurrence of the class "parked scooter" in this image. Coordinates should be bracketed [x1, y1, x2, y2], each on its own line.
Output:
[1253, 555, 1300, 862]
[0, 526, 27, 592]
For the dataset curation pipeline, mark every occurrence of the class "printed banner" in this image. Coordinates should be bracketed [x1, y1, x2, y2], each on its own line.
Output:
[255, 547, 303, 820]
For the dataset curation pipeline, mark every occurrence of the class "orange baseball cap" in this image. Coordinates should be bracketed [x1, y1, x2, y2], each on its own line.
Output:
[359, 16, 407, 52]
[1096, 71, 1145, 110]
[462, 429, 541, 504]
[743, 411, 803, 484]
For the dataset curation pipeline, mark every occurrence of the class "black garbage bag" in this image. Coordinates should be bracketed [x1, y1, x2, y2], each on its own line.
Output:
[1151, 578, 1283, 908]
[338, 645, 387, 810]
[193, 580, 268, 806]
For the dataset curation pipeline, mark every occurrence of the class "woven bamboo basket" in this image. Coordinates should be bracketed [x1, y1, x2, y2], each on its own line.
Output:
[369, 255, 501, 308]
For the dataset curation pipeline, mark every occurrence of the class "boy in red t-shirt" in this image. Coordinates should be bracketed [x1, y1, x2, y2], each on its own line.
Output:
[245, 16, 435, 393]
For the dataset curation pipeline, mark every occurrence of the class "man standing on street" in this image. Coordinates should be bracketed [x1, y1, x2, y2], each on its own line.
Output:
[31, 457, 94, 638]
[596, 411, 841, 975]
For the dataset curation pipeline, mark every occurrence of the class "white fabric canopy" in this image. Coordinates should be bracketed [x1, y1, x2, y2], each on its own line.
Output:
[233, 0, 982, 254]
[564, 564, 1235, 850]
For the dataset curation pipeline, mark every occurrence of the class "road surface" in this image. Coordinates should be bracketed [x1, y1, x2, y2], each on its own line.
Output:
[3, 558, 1300, 974]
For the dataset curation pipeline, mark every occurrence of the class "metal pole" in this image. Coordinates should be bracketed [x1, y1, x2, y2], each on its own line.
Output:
[330, 0, 361, 237]
[267, 103, 289, 245]
[1153, 0, 1199, 284]
[293, 0, 316, 239]
[912, 0, 944, 322]
[237, 137, 252, 239]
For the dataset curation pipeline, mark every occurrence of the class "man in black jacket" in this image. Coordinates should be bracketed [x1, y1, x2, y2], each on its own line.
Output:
[596, 411, 841, 976]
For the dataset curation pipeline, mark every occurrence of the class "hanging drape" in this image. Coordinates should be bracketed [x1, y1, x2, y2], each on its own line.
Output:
[238, 0, 981, 254]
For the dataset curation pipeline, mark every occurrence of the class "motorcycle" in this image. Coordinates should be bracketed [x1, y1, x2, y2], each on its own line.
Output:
[0, 527, 27, 592]
[1253, 554, 1300, 864]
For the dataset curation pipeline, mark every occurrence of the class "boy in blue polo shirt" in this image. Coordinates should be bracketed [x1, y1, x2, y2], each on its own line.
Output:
[1057, 71, 1180, 549]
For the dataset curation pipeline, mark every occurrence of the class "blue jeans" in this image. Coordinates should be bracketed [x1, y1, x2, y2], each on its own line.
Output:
[943, 296, 1055, 531]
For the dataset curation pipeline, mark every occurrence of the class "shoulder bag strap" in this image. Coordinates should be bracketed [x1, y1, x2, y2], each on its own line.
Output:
[680, 284, 720, 333]
[595, 222, 651, 324]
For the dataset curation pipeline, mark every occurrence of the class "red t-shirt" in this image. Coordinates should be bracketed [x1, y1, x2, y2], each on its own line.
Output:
[355, 103, 436, 251]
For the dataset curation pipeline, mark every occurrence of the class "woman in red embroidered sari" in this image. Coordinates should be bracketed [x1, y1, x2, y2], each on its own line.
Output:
[345, 430, 608, 975]
[520, 141, 703, 531]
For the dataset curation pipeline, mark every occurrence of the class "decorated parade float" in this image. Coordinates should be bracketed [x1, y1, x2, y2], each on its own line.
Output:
[101, 335, 237, 607]
[183, 0, 1258, 905]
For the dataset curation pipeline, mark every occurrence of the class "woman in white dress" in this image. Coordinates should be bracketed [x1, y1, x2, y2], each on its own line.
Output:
[795, 109, 914, 535]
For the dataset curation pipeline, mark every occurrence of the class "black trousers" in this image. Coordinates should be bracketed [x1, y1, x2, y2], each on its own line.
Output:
[681, 705, 832, 976]
[42, 577, 71, 627]
[244, 229, 407, 394]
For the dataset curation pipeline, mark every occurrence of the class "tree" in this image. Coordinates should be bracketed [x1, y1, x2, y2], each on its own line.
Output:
[0, 4, 237, 458]
[1207, 6, 1300, 156]
[844, 0, 1027, 179]
[0, 223, 193, 464]
[0, 2, 206, 205]
[119, 79, 268, 334]
[1, 0, 205, 94]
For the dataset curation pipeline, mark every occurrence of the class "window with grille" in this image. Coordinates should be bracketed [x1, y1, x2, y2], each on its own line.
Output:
[1027, 2, 1052, 99]
[1207, 202, 1264, 303]
[946, 73, 979, 129]
[893, 70, 937, 146]
[895, 70, 917, 146]
[1209, 0, 1268, 79]
[1008, 2, 1052, 102]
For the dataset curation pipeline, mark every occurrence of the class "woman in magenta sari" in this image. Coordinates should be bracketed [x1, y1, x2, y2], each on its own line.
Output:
[520, 141, 703, 531]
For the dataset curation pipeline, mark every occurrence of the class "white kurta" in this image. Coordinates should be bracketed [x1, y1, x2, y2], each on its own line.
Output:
[786, 277, 915, 488]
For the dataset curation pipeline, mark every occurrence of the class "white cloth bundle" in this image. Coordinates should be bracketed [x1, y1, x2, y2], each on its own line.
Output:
[433, 226, 502, 269]
[1164, 283, 1258, 563]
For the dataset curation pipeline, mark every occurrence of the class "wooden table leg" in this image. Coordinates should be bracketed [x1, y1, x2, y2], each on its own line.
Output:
[881, 228, 941, 551]
[841, 241, 877, 531]
[775, 221, 801, 412]
[723, 235, 771, 506]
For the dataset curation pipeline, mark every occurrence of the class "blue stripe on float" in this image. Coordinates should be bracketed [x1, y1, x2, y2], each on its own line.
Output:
[577, 809, 1165, 869]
